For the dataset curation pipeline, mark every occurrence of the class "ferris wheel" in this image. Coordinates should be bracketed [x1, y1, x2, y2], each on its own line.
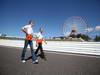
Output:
[63, 16, 88, 37]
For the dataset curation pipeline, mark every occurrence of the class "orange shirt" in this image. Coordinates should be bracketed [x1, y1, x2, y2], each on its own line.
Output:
[36, 39, 43, 43]
[25, 34, 33, 40]
[36, 32, 44, 43]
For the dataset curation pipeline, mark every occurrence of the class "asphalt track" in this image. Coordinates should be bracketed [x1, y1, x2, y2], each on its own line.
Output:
[0, 45, 100, 75]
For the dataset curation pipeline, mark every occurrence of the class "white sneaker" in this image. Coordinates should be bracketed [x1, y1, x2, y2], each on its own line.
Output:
[32, 60, 38, 64]
[22, 60, 26, 63]
[35, 60, 38, 63]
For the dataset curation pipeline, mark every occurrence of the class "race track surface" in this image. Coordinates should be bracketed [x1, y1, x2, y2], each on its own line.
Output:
[0, 45, 100, 75]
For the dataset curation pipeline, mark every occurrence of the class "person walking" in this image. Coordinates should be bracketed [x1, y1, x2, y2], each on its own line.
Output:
[21, 20, 38, 64]
[35, 28, 47, 60]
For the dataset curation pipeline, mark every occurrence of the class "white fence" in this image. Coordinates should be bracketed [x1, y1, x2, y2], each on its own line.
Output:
[0, 40, 100, 55]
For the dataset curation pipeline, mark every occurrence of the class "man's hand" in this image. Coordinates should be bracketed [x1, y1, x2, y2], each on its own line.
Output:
[44, 41, 47, 44]
[43, 39, 47, 44]
[36, 43, 38, 47]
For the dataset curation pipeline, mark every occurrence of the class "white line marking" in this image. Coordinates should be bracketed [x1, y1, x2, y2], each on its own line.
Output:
[45, 51, 100, 58]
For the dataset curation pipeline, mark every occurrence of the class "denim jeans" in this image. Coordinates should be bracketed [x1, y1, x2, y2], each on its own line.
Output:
[21, 40, 37, 61]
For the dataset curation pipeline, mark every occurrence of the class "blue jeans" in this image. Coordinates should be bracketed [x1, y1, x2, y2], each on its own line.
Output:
[21, 40, 37, 61]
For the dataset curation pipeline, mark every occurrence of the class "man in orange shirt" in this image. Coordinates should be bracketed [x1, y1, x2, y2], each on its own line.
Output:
[35, 28, 47, 60]
[21, 20, 38, 64]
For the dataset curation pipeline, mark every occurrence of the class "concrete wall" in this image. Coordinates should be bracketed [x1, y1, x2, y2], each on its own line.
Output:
[0, 40, 100, 55]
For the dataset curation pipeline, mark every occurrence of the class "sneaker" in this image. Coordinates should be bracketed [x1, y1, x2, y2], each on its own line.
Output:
[21, 60, 26, 63]
[35, 59, 39, 63]
[32, 60, 39, 64]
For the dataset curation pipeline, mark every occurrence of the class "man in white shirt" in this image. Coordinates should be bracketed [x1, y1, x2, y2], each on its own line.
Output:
[21, 20, 38, 64]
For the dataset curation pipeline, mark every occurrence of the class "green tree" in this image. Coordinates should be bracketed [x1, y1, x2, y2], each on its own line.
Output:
[94, 35, 100, 42]
[76, 33, 91, 41]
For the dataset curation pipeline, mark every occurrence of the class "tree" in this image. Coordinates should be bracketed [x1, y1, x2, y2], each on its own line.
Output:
[1, 33, 7, 37]
[94, 35, 100, 42]
[76, 33, 91, 41]
[69, 34, 76, 38]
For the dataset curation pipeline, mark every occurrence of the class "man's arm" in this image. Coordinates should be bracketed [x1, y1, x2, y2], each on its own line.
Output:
[21, 27, 28, 35]
[43, 38, 47, 44]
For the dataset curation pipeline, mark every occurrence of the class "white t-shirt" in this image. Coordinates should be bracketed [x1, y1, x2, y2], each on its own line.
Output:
[22, 25, 33, 34]
[36, 32, 43, 39]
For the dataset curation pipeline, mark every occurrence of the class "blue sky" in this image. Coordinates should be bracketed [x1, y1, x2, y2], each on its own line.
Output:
[0, 0, 100, 38]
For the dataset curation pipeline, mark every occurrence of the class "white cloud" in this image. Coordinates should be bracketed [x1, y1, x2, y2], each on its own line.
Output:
[95, 26, 100, 31]
[85, 28, 93, 32]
